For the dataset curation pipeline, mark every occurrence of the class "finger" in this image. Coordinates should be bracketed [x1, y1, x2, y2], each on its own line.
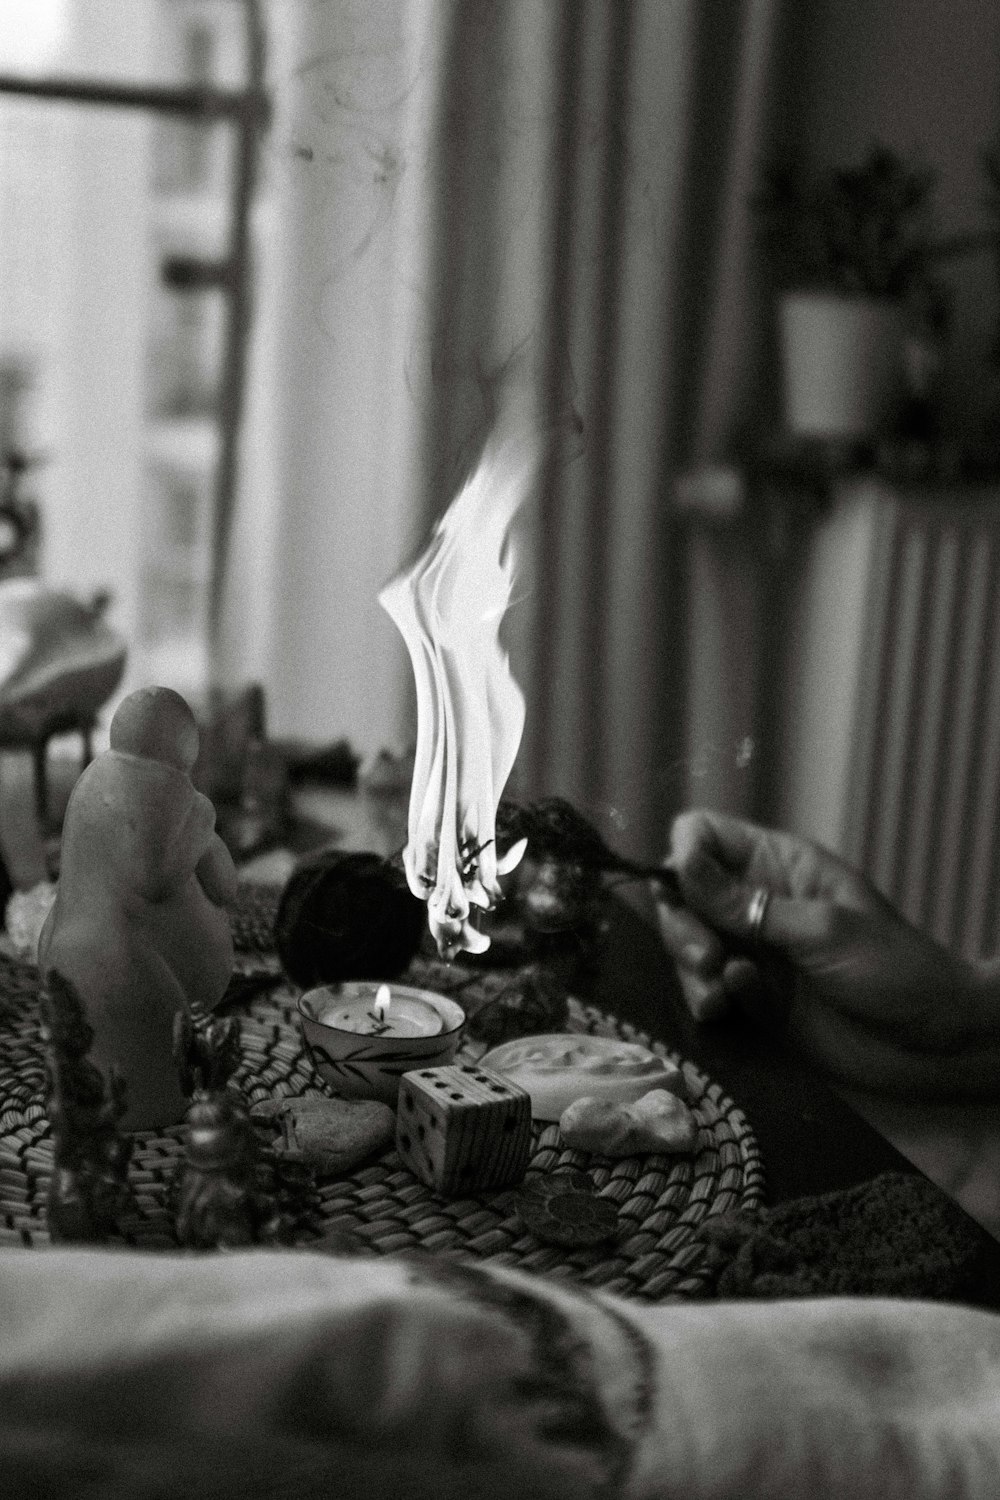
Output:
[676, 967, 730, 1023]
[673, 875, 840, 958]
[673, 850, 758, 941]
[742, 894, 843, 955]
[654, 897, 726, 977]
[670, 809, 770, 874]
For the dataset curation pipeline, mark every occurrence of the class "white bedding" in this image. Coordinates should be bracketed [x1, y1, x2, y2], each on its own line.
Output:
[1, 1247, 999, 1498]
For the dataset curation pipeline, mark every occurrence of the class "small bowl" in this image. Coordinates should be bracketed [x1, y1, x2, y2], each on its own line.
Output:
[297, 981, 466, 1105]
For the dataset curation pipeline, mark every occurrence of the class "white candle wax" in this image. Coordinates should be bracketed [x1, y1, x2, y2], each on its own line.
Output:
[321, 992, 443, 1038]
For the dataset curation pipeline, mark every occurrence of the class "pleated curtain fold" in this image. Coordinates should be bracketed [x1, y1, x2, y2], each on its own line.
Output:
[225, 0, 786, 863]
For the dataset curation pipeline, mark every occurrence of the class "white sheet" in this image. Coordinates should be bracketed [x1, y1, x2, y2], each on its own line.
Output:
[1, 1247, 999, 1498]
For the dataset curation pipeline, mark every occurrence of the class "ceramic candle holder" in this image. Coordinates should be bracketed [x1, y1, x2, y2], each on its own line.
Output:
[298, 982, 466, 1105]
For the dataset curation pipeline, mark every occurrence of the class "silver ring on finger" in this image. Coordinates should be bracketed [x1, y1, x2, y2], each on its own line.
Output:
[746, 886, 771, 946]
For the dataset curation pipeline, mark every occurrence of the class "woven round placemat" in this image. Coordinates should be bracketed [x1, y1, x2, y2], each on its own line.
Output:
[0, 897, 765, 1302]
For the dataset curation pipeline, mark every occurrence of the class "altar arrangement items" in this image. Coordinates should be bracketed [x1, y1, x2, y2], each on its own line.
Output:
[461, 796, 684, 1028]
[462, 958, 570, 1045]
[515, 1169, 621, 1247]
[0, 577, 126, 744]
[40, 968, 134, 1243]
[37, 686, 238, 1129]
[379, 435, 537, 960]
[269, 795, 678, 1044]
[170, 1005, 301, 1250]
[274, 847, 424, 986]
[480, 1032, 689, 1120]
[297, 980, 465, 1104]
[559, 1088, 698, 1157]
[190, 683, 295, 862]
[394, 1063, 531, 1195]
[251, 1093, 396, 1177]
[0, 576, 127, 825]
[492, 796, 684, 932]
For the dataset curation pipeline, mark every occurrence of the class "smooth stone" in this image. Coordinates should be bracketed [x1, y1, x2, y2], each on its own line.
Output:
[252, 1094, 396, 1176]
[559, 1087, 698, 1157]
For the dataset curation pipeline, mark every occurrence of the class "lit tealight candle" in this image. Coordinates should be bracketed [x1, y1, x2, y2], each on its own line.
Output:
[321, 983, 444, 1038]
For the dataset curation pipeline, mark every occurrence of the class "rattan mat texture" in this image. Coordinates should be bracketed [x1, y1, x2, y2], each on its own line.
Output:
[0, 886, 765, 1301]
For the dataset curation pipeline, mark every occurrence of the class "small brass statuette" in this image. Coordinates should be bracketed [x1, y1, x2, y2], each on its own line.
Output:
[41, 968, 134, 1243]
[170, 1006, 295, 1249]
[395, 1064, 532, 1195]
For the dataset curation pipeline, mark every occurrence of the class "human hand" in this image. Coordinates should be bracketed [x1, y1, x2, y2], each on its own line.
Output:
[656, 809, 998, 1101]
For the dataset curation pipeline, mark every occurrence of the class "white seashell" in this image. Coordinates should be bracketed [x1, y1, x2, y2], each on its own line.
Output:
[560, 1087, 698, 1156]
[481, 1033, 688, 1120]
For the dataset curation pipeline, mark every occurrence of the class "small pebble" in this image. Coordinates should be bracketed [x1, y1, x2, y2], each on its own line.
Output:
[559, 1088, 698, 1157]
[252, 1094, 395, 1176]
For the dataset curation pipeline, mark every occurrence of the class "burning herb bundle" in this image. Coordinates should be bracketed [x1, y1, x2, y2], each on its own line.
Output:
[379, 437, 537, 959]
[496, 796, 683, 904]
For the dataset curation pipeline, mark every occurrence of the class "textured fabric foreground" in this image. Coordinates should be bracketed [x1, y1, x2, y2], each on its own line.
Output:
[696, 1172, 994, 1301]
[2, 1247, 1000, 1498]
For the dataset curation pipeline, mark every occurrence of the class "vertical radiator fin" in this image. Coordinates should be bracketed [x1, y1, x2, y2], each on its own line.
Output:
[929, 533, 992, 946]
[901, 524, 960, 932]
[859, 516, 931, 898]
[970, 563, 1000, 957]
[844, 500, 900, 875]
[844, 494, 1000, 959]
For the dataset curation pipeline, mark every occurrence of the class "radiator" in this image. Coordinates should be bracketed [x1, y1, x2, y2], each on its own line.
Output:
[842, 483, 1000, 959]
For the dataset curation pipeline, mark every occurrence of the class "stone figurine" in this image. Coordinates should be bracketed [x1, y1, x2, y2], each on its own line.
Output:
[38, 686, 238, 1130]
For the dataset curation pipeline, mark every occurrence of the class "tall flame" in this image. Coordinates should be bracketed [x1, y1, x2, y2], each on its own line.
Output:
[379, 437, 536, 958]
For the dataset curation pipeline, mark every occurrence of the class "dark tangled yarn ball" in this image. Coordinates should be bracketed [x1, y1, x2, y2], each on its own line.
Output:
[274, 849, 426, 988]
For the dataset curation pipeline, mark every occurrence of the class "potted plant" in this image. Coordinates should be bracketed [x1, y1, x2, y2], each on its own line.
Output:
[753, 146, 939, 440]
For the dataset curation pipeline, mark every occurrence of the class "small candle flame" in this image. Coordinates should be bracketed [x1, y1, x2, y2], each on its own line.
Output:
[372, 984, 391, 1023]
[380, 435, 536, 958]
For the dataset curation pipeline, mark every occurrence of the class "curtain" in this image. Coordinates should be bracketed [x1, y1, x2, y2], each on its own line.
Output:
[220, 0, 788, 864]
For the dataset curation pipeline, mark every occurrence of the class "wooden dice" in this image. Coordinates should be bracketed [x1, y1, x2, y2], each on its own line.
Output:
[396, 1064, 532, 1195]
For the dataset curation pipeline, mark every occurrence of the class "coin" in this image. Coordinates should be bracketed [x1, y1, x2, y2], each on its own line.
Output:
[516, 1181, 619, 1247]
